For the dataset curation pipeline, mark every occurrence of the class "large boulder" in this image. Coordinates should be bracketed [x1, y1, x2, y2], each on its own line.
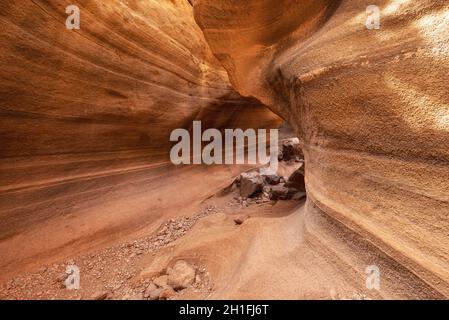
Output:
[262, 173, 282, 185]
[167, 260, 196, 290]
[239, 172, 264, 198]
[144, 283, 162, 300]
[269, 184, 294, 200]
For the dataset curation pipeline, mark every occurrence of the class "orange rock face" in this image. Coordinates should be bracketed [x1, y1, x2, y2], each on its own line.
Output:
[194, 0, 449, 295]
[1, 0, 449, 300]
[0, 0, 279, 277]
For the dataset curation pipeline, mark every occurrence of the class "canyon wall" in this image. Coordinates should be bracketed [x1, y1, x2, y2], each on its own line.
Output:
[0, 0, 279, 277]
[194, 0, 449, 296]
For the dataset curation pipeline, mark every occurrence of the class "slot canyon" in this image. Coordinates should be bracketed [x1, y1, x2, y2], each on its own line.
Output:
[0, 0, 448, 300]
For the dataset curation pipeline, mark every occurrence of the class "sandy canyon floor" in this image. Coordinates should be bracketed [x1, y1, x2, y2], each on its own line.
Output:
[1, 0, 448, 301]
[0, 159, 442, 300]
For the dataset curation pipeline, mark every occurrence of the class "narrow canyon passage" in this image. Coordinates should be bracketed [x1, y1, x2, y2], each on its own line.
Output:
[0, 0, 278, 279]
[0, 0, 448, 300]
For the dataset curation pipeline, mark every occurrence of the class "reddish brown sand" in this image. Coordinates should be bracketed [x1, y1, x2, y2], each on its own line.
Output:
[0, 161, 442, 300]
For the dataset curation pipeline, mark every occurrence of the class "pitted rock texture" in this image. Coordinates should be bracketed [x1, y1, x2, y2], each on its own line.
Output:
[1, 0, 449, 300]
[194, 0, 449, 296]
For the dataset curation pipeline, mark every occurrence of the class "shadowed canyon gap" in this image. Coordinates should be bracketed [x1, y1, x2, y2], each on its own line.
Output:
[0, 0, 448, 299]
[0, 0, 280, 277]
[194, 0, 449, 296]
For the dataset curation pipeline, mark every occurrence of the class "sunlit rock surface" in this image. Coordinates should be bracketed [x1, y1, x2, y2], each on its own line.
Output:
[0, 0, 279, 277]
[1, 0, 448, 299]
[194, 0, 449, 296]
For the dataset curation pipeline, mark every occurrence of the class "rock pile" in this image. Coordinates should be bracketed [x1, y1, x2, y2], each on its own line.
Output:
[278, 138, 303, 162]
[235, 163, 306, 202]
[143, 260, 210, 300]
[231, 138, 306, 203]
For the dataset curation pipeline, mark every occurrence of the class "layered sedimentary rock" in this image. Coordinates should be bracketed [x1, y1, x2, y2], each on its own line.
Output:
[0, 0, 279, 277]
[194, 0, 449, 296]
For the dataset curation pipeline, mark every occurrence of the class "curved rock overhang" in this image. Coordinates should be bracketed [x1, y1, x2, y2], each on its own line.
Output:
[194, 0, 449, 296]
[0, 0, 280, 278]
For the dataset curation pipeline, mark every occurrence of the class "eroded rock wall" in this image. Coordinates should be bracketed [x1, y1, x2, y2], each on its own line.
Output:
[194, 0, 449, 296]
[0, 0, 279, 276]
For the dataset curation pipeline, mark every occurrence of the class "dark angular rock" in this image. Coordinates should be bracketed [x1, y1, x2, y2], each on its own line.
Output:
[263, 174, 281, 185]
[239, 172, 264, 198]
[281, 138, 303, 161]
[285, 164, 306, 192]
[269, 184, 296, 200]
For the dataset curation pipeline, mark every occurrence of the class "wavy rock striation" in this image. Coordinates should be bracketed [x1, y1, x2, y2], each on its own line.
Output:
[0, 0, 280, 277]
[194, 0, 449, 296]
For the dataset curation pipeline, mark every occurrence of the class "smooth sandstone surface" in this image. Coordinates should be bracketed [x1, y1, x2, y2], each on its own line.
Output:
[0, 0, 448, 300]
[0, 0, 279, 278]
[194, 0, 449, 296]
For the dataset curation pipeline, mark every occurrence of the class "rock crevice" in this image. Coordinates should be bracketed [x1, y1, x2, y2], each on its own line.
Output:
[194, 0, 449, 296]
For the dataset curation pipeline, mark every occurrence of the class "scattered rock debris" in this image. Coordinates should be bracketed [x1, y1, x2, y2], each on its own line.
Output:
[0, 206, 217, 300]
[0, 137, 306, 300]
